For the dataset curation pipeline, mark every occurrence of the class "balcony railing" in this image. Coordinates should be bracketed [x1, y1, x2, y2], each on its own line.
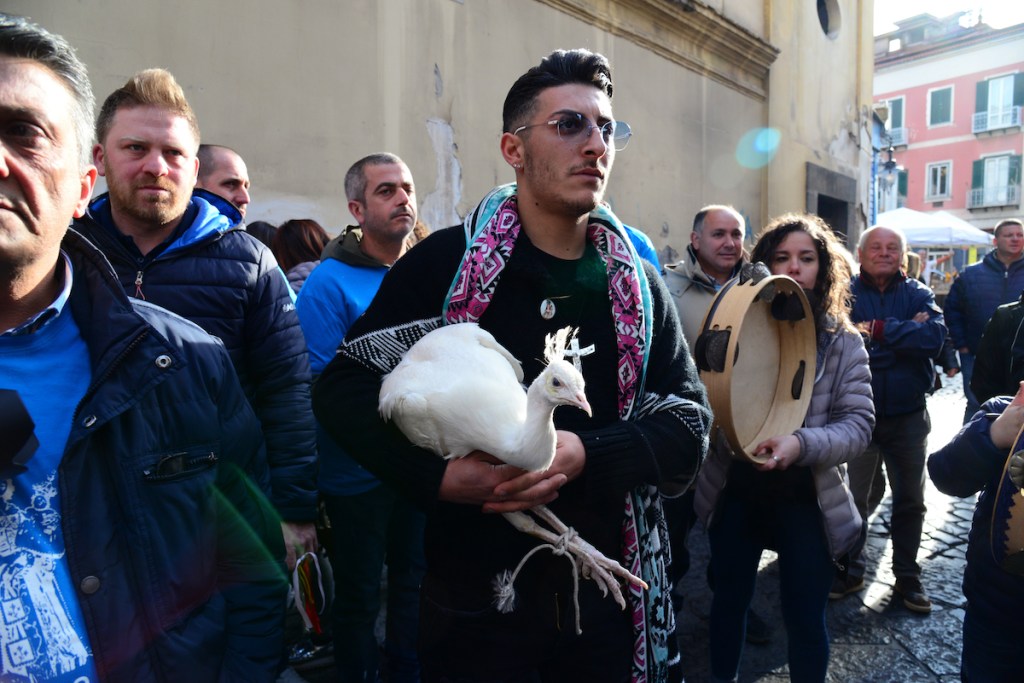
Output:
[968, 184, 1021, 209]
[972, 106, 1022, 134]
[888, 127, 907, 146]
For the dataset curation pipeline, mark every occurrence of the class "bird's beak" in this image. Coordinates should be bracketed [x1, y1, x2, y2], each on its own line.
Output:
[575, 393, 593, 417]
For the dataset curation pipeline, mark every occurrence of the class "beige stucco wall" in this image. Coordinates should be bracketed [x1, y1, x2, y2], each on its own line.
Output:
[766, 0, 875, 241]
[8, 0, 780, 264]
[11, 0, 873, 256]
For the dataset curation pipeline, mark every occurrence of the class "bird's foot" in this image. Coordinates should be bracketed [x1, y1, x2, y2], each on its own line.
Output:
[501, 508, 648, 611]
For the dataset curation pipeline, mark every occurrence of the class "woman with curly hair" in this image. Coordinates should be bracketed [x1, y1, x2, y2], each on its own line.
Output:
[694, 213, 875, 683]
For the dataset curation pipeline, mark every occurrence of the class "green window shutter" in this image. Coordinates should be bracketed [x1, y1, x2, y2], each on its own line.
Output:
[1014, 74, 1024, 108]
[972, 159, 985, 189]
[890, 98, 903, 128]
[976, 80, 988, 113]
[1010, 155, 1022, 186]
[930, 88, 952, 124]
[898, 169, 908, 197]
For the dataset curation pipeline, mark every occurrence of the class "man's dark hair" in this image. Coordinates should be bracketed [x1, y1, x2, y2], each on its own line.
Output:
[502, 49, 613, 133]
[344, 152, 403, 204]
[995, 218, 1024, 238]
[0, 13, 94, 167]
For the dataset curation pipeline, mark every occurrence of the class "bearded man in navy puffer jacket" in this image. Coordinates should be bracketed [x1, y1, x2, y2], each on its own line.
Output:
[74, 68, 318, 572]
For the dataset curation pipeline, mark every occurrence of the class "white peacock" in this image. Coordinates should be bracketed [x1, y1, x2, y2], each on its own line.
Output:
[378, 322, 647, 626]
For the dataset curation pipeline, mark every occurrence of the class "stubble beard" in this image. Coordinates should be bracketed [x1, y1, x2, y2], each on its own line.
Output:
[107, 176, 190, 233]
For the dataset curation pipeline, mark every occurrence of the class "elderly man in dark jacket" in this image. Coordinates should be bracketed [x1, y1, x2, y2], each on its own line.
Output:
[944, 218, 1024, 420]
[0, 14, 286, 681]
[74, 68, 318, 567]
[835, 226, 946, 613]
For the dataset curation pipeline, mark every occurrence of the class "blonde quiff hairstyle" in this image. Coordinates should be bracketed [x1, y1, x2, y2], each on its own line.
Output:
[95, 68, 200, 148]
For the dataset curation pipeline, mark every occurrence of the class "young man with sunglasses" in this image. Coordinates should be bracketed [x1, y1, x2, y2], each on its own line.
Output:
[0, 14, 285, 680]
[313, 48, 711, 683]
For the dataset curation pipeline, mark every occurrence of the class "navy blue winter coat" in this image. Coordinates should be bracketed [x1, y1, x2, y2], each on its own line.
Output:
[944, 251, 1024, 353]
[927, 396, 1024, 640]
[60, 229, 286, 681]
[75, 191, 317, 521]
[850, 271, 946, 417]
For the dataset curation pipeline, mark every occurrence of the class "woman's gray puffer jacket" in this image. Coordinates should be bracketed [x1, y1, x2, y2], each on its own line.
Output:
[694, 327, 875, 559]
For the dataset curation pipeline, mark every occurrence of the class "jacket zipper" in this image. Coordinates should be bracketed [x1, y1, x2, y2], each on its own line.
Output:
[73, 329, 150, 423]
[135, 270, 146, 300]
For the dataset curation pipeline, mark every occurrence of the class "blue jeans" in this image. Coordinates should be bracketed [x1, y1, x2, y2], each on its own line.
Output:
[960, 351, 979, 423]
[708, 493, 835, 683]
[846, 409, 930, 581]
[961, 609, 1021, 682]
[325, 485, 427, 683]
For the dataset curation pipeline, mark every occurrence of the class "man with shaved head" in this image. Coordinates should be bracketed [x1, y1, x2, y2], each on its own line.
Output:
[197, 143, 251, 217]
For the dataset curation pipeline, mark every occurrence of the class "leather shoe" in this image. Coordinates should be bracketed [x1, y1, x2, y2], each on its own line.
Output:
[894, 577, 932, 614]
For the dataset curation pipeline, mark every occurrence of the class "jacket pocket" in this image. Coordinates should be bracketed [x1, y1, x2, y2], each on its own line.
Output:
[142, 448, 218, 483]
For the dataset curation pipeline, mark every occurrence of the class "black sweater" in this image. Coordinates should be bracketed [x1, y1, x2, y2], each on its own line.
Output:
[313, 225, 710, 605]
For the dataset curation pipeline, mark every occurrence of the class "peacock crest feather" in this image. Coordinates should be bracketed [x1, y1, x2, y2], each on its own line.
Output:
[543, 327, 576, 366]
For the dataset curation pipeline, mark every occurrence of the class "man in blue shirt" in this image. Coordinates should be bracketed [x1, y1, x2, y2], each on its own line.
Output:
[0, 14, 285, 680]
[296, 153, 426, 683]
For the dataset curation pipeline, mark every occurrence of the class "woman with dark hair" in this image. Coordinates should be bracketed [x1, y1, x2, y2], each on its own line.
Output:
[245, 220, 278, 249]
[272, 219, 330, 293]
[694, 213, 875, 683]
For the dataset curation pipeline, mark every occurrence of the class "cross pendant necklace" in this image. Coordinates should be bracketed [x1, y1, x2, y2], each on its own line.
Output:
[563, 337, 595, 372]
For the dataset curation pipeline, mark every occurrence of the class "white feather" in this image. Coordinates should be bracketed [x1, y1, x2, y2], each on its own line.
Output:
[379, 322, 591, 472]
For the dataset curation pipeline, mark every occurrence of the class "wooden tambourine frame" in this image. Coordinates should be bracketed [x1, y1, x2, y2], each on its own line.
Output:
[694, 274, 816, 464]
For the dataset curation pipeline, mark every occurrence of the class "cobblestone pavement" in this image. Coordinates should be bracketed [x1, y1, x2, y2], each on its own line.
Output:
[676, 374, 973, 682]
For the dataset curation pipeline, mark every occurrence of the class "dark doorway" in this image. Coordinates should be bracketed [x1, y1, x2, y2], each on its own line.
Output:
[806, 162, 857, 244]
[816, 194, 849, 242]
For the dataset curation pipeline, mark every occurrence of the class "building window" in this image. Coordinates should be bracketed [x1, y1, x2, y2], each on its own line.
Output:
[925, 162, 952, 200]
[973, 73, 1024, 133]
[816, 0, 841, 39]
[969, 154, 1022, 209]
[885, 96, 906, 146]
[929, 87, 953, 126]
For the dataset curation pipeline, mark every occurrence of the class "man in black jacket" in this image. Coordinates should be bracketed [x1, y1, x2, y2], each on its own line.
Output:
[0, 14, 286, 679]
[74, 68, 318, 568]
[313, 49, 711, 683]
[971, 291, 1024, 405]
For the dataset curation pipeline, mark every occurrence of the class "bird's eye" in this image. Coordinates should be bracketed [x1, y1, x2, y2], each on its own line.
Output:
[552, 377, 562, 387]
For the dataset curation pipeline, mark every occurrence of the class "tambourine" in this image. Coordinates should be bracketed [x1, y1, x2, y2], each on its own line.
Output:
[991, 425, 1024, 575]
[693, 266, 816, 464]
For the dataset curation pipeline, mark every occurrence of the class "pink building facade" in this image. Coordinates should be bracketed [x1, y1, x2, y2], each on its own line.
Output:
[874, 14, 1023, 230]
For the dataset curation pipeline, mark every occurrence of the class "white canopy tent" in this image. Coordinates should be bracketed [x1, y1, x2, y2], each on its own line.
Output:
[875, 208, 992, 247]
